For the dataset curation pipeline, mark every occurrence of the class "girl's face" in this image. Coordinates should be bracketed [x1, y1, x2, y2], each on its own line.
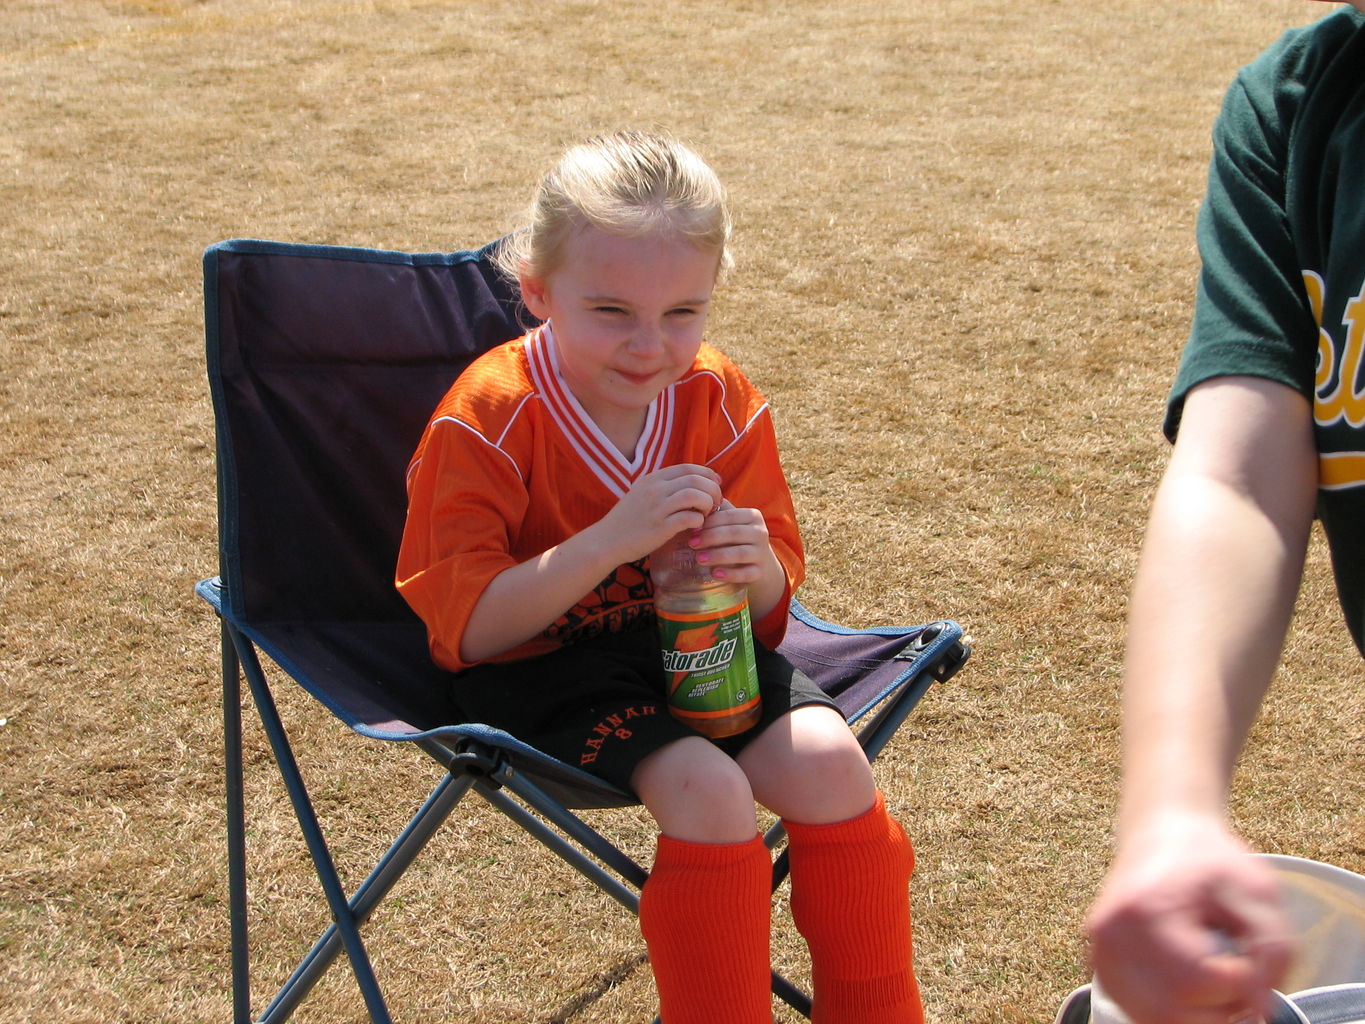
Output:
[521, 225, 718, 441]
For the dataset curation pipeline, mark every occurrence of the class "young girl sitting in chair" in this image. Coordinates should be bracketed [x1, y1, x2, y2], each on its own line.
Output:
[396, 129, 923, 1024]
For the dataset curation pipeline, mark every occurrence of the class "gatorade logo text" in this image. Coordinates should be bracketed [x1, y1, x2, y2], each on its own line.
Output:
[661, 637, 738, 675]
[656, 601, 760, 737]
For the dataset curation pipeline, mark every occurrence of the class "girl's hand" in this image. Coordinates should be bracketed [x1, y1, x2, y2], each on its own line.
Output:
[688, 501, 775, 584]
[687, 505, 764, 584]
[597, 464, 723, 562]
[689, 501, 788, 623]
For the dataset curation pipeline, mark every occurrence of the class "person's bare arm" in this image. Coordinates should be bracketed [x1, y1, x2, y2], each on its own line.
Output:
[1087, 376, 1317, 1024]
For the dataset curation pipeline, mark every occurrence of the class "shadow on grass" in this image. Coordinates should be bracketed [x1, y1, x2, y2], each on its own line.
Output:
[547, 950, 652, 1023]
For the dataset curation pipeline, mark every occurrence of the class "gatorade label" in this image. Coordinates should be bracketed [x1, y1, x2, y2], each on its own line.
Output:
[657, 597, 760, 723]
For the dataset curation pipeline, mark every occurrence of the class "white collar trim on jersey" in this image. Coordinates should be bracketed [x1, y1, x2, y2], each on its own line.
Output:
[525, 323, 676, 498]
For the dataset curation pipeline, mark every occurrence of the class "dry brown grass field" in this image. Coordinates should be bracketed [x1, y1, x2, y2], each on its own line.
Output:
[4, 1, 1364, 1021]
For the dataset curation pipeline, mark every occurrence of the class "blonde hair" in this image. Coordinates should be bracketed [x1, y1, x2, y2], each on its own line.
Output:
[495, 130, 733, 284]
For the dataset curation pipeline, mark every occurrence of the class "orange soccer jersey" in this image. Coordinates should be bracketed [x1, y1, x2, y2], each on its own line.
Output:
[396, 324, 804, 673]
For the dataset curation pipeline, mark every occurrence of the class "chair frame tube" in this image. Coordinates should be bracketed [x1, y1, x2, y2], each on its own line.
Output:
[226, 624, 397, 1024]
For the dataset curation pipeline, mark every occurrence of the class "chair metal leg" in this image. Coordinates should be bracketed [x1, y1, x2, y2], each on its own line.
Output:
[222, 622, 251, 1024]
[255, 772, 476, 1024]
[471, 773, 646, 914]
[855, 672, 934, 765]
[421, 737, 652, 897]
[229, 629, 395, 1024]
[773, 971, 814, 1017]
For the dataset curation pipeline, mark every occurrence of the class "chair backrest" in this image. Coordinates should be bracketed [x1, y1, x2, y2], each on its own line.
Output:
[204, 239, 530, 625]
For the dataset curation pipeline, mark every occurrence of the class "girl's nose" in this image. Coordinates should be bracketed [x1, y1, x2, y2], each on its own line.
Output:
[629, 323, 665, 354]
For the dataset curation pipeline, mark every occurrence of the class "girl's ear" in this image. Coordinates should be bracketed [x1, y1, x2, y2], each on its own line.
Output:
[519, 268, 551, 319]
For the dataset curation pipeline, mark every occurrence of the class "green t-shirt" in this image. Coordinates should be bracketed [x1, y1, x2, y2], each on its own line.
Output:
[1166, 6, 1365, 655]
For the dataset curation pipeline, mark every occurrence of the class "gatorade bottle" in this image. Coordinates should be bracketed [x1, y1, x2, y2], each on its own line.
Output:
[650, 529, 762, 738]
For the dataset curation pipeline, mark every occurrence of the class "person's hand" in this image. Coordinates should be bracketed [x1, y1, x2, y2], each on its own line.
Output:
[1086, 814, 1293, 1024]
[597, 464, 723, 563]
[688, 501, 777, 586]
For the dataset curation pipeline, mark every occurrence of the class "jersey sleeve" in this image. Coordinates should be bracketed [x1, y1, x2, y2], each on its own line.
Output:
[395, 411, 528, 673]
[703, 361, 804, 649]
[1164, 38, 1321, 441]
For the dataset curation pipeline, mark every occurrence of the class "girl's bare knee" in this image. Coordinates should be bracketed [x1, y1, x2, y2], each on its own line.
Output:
[741, 708, 876, 824]
[632, 736, 756, 843]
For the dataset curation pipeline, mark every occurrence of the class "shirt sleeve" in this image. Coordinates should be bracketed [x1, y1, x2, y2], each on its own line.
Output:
[395, 413, 528, 672]
[704, 375, 804, 649]
[1164, 46, 1320, 441]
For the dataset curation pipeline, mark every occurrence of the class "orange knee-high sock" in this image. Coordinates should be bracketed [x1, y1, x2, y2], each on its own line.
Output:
[784, 792, 923, 1024]
[638, 833, 772, 1024]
